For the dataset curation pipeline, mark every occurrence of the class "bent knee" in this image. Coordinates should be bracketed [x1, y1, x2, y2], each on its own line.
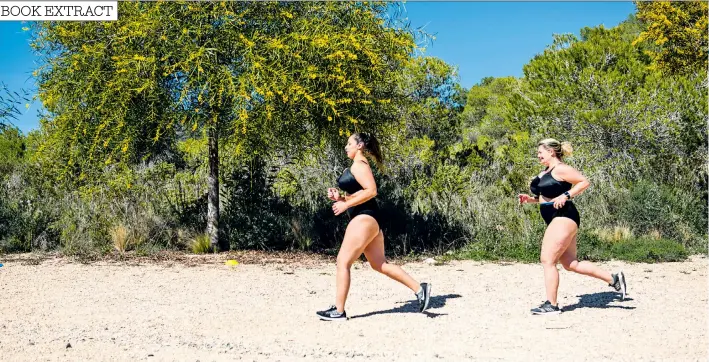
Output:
[561, 259, 578, 271]
[369, 261, 384, 273]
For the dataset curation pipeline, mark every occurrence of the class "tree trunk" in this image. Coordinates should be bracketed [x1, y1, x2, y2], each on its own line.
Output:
[207, 125, 227, 251]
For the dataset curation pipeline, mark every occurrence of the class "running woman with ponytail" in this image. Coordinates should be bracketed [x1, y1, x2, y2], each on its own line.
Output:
[518, 139, 627, 315]
[316, 132, 432, 321]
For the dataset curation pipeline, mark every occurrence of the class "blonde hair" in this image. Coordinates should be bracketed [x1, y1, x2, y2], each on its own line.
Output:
[539, 138, 573, 159]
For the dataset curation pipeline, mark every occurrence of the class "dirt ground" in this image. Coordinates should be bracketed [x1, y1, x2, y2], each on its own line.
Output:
[0, 253, 706, 361]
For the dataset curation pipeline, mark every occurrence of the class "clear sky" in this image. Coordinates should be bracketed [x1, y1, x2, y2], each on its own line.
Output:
[0, 1, 637, 134]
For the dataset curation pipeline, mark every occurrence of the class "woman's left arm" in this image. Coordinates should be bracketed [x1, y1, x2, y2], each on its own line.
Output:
[343, 162, 377, 207]
[558, 165, 590, 199]
[551, 165, 590, 209]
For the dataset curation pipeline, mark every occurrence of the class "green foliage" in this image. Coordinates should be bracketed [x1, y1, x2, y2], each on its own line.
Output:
[614, 181, 706, 247]
[0, 83, 31, 127]
[31, 1, 425, 251]
[1, 5, 704, 263]
[577, 232, 689, 263]
[191, 234, 212, 254]
[32, 1, 417, 178]
[450, 233, 689, 264]
[634, 1, 708, 74]
[0, 126, 25, 175]
[611, 237, 689, 263]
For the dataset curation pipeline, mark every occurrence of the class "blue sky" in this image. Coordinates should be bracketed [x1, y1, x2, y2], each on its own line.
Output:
[0, 1, 637, 134]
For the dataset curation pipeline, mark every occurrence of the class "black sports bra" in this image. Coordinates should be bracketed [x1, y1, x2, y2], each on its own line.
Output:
[337, 167, 363, 194]
[530, 166, 572, 199]
[337, 160, 372, 194]
[336, 162, 380, 221]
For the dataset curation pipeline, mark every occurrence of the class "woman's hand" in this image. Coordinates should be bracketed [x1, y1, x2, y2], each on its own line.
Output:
[551, 195, 568, 209]
[327, 188, 341, 201]
[332, 201, 349, 216]
[518, 194, 533, 205]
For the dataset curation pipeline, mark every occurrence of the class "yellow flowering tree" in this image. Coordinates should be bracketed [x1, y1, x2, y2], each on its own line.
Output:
[634, 1, 708, 74]
[32, 1, 416, 250]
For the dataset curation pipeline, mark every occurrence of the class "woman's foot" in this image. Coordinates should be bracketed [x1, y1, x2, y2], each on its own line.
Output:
[609, 271, 627, 300]
[316, 305, 348, 321]
[531, 300, 561, 315]
[416, 283, 432, 312]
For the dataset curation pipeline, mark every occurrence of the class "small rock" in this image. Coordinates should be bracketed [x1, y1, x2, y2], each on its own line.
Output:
[148, 354, 154, 357]
[309, 291, 316, 294]
[66, 342, 72, 349]
[424, 258, 436, 265]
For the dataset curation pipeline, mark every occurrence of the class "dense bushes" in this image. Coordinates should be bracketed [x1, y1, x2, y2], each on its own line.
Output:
[1, 7, 706, 263]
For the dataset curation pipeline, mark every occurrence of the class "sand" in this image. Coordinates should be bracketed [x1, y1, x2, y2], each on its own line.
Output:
[0, 254, 706, 361]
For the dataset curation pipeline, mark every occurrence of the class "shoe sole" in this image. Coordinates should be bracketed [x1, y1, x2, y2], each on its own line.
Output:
[317, 314, 348, 321]
[421, 283, 432, 312]
[619, 271, 627, 300]
[531, 310, 562, 316]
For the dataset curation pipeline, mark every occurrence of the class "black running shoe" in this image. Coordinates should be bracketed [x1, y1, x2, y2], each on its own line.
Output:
[416, 282, 432, 312]
[531, 300, 561, 315]
[316, 305, 347, 321]
[610, 271, 627, 300]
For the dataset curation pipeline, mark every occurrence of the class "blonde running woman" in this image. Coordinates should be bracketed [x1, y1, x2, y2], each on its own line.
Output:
[518, 139, 627, 315]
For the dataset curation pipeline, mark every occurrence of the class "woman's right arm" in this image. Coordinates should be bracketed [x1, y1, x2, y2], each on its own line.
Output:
[518, 193, 539, 204]
[344, 190, 363, 201]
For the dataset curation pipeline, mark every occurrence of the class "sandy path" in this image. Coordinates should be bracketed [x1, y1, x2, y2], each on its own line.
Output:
[0, 255, 706, 361]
